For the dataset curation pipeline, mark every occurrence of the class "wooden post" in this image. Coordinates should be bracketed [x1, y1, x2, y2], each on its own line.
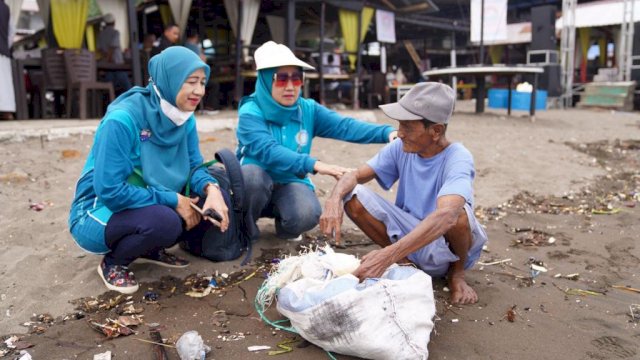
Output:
[507, 75, 512, 116]
[319, 1, 326, 104]
[403, 40, 422, 72]
[476, 75, 485, 113]
[479, 0, 485, 64]
[354, 2, 364, 110]
[287, 0, 296, 49]
[234, 0, 244, 108]
[127, 0, 142, 86]
[530, 72, 538, 121]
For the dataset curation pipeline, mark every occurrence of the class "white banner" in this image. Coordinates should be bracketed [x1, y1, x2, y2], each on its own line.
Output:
[470, 0, 507, 43]
[376, 9, 396, 43]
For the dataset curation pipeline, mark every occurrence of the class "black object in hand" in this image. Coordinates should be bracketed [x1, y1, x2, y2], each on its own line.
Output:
[203, 208, 223, 222]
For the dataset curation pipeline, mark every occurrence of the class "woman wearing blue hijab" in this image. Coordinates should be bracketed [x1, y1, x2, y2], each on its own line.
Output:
[237, 41, 397, 241]
[69, 47, 229, 294]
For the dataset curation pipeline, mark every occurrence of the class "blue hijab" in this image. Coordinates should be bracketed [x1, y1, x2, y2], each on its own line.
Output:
[239, 67, 304, 126]
[105, 46, 210, 192]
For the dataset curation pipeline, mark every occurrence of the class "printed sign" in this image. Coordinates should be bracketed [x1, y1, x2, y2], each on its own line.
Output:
[376, 10, 396, 43]
[470, 0, 508, 43]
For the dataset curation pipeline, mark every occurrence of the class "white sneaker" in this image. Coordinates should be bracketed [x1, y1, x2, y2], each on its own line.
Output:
[287, 234, 303, 242]
[277, 234, 303, 242]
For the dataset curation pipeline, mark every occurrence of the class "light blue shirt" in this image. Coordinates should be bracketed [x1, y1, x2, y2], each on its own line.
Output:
[367, 140, 476, 219]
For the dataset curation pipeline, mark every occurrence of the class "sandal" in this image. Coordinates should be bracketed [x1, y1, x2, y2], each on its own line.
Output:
[97, 260, 139, 294]
[137, 249, 190, 268]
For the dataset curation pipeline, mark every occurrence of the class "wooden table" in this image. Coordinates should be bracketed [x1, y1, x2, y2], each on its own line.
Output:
[213, 70, 257, 84]
[303, 73, 350, 98]
[97, 62, 132, 72]
[423, 65, 545, 117]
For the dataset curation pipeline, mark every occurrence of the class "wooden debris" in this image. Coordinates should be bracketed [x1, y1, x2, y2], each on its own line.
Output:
[478, 258, 511, 266]
[149, 330, 169, 360]
[612, 285, 640, 294]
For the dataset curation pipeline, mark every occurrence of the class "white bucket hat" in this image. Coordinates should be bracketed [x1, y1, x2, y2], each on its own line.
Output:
[254, 41, 315, 71]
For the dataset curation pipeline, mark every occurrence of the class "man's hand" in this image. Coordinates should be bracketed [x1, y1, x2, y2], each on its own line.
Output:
[202, 184, 230, 232]
[313, 161, 354, 180]
[319, 197, 344, 244]
[176, 194, 201, 230]
[352, 247, 396, 281]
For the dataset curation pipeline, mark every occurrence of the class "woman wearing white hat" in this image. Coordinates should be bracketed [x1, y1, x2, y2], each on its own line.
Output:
[236, 41, 397, 241]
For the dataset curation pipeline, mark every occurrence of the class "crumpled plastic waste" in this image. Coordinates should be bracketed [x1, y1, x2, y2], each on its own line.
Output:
[516, 82, 533, 93]
[176, 331, 211, 360]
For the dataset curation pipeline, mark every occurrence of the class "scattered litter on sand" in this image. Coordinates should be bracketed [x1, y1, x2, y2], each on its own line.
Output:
[268, 338, 299, 356]
[93, 350, 112, 360]
[0, 169, 29, 182]
[612, 285, 640, 294]
[176, 331, 210, 360]
[17, 351, 32, 360]
[247, 345, 271, 352]
[553, 283, 605, 297]
[504, 305, 518, 322]
[553, 273, 580, 281]
[478, 258, 511, 266]
[629, 304, 640, 323]
[89, 318, 140, 339]
[28, 202, 46, 211]
[143, 291, 160, 303]
[513, 229, 556, 247]
[61, 149, 81, 159]
[527, 257, 548, 279]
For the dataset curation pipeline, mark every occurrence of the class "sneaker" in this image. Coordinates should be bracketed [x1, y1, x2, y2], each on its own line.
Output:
[137, 249, 190, 268]
[97, 261, 139, 294]
[277, 234, 303, 242]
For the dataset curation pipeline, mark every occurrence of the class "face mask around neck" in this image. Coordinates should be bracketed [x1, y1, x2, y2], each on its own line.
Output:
[152, 84, 193, 126]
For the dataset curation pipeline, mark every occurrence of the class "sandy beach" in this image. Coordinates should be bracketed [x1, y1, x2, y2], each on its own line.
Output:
[1, 102, 639, 359]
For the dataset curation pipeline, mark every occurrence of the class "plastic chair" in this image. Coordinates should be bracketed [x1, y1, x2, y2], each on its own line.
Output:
[396, 84, 413, 101]
[64, 49, 115, 119]
[40, 48, 68, 118]
[367, 72, 389, 108]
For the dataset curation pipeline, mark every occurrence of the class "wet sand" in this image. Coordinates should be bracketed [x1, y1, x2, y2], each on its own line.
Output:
[1, 103, 639, 359]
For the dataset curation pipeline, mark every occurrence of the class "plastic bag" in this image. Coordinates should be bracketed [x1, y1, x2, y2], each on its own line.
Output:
[176, 331, 211, 360]
[276, 265, 435, 360]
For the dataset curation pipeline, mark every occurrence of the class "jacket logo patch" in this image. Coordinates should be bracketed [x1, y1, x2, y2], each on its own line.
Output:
[140, 129, 151, 142]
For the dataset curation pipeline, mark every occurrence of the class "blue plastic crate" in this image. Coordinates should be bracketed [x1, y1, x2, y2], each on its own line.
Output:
[512, 90, 547, 111]
[488, 89, 547, 111]
[488, 89, 509, 108]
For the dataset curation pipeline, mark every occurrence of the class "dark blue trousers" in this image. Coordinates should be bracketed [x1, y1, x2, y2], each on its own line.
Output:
[104, 204, 207, 266]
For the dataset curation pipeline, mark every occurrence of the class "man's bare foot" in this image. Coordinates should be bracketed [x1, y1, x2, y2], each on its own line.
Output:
[449, 275, 478, 304]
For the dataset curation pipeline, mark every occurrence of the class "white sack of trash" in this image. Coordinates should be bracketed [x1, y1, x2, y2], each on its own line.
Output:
[257, 245, 435, 360]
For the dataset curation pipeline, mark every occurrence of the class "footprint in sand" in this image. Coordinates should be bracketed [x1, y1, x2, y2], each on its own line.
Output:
[590, 336, 637, 359]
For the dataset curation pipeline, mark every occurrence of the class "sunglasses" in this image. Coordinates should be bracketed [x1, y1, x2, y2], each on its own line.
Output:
[273, 71, 304, 87]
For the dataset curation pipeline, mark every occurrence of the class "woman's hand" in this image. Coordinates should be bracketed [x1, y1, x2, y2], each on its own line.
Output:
[176, 194, 201, 230]
[388, 130, 398, 142]
[313, 161, 354, 180]
[202, 184, 230, 232]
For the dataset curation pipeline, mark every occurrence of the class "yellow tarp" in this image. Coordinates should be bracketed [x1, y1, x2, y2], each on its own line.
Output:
[51, 0, 89, 49]
[339, 7, 374, 70]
